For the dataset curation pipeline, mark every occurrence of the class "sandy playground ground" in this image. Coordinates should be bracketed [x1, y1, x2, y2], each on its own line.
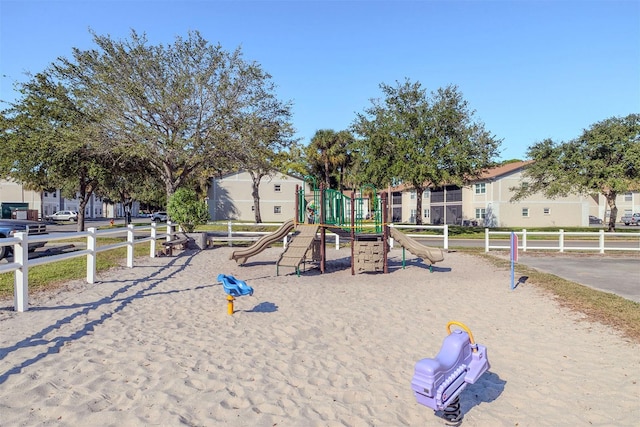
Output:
[0, 246, 638, 426]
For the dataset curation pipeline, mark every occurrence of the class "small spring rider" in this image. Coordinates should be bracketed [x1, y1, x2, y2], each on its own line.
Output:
[411, 321, 490, 425]
[217, 274, 254, 315]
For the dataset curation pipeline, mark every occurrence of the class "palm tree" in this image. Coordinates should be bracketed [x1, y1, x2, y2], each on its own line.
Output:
[307, 129, 353, 189]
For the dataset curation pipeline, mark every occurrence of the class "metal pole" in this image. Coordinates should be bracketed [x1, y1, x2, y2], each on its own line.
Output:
[351, 191, 355, 276]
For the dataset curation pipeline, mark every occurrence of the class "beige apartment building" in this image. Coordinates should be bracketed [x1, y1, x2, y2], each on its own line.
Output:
[208, 171, 312, 222]
[391, 161, 639, 227]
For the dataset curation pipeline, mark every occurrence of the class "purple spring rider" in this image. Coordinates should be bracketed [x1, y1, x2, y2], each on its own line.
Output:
[411, 321, 490, 425]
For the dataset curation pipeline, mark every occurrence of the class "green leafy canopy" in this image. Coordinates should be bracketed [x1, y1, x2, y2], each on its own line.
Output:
[167, 188, 209, 232]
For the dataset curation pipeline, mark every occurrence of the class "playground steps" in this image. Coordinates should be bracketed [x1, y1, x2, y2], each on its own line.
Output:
[276, 224, 319, 275]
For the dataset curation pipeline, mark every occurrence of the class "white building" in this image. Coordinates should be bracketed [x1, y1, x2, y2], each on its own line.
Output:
[1, 178, 132, 220]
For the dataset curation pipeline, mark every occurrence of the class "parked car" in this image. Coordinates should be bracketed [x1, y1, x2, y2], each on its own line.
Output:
[151, 211, 168, 222]
[46, 210, 78, 222]
[0, 219, 48, 259]
[620, 213, 640, 226]
[588, 215, 603, 225]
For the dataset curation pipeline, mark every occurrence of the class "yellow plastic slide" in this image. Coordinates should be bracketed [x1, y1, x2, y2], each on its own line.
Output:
[229, 219, 296, 265]
[388, 226, 444, 264]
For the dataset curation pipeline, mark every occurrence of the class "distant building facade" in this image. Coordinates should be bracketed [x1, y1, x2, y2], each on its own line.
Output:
[0, 178, 135, 220]
[389, 161, 639, 227]
[209, 171, 312, 222]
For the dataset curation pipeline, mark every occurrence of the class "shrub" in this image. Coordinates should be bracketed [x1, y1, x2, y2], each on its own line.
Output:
[167, 188, 209, 232]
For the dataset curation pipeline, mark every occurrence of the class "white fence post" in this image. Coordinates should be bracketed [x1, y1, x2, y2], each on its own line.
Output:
[87, 227, 97, 284]
[150, 222, 157, 258]
[485, 228, 489, 252]
[559, 229, 564, 253]
[13, 232, 29, 312]
[443, 224, 449, 251]
[167, 222, 174, 243]
[127, 224, 134, 268]
[599, 229, 605, 254]
[228, 220, 233, 247]
[335, 233, 340, 250]
[522, 229, 527, 252]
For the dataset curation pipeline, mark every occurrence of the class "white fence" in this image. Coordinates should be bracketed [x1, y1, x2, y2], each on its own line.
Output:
[215, 221, 451, 250]
[6, 222, 634, 312]
[0, 222, 178, 312]
[485, 228, 640, 253]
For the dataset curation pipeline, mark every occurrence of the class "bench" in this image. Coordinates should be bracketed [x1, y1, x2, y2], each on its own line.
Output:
[161, 233, 192, 256]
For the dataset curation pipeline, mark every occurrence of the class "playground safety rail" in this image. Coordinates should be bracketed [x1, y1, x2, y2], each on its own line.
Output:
[484, 228, 640, 253]
[0, 222, 179, 312]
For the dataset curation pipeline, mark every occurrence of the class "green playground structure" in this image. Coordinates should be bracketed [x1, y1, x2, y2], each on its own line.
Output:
[231, 175, 444, 276]
[297, 176, 383, 234]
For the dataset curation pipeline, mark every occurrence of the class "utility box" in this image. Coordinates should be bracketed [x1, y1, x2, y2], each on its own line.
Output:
[12, 209, 39, 221]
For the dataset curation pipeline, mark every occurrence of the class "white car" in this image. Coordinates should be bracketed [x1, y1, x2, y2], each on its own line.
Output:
[47, 210, 78, 222]
[151, 211, 168, 222]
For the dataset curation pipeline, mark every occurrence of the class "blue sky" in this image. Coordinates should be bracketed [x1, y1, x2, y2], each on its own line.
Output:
[1, 0, 639, 161]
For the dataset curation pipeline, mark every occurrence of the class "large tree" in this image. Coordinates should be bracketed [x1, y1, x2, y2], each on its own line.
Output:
[0, 73, 112, 231]
[229, 107, 298, 223]
[511, 114, 640, 231]
[351, 80, 501, 224]
[52, 29, 281, 203]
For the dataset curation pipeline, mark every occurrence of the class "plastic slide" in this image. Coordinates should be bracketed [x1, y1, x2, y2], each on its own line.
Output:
[217, 274, 254, 297]
[388, 227, 444, 264]
[229, 219, 296, 265]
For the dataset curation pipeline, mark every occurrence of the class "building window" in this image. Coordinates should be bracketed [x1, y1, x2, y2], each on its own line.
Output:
[251, 206, 255, 211]
[274, 184, 281, 192]
[44, 192, 48, 197]
[475, 208, 486, 219]
[423, 189, 430, 198]
[274, 206, 281, 214]
[52, 192, 56, 198]
[522, 208, 529, 218]
[410, 190, 416, 199]
[543, 208, 551, 215]
[625, 192, 632, 202]
[474, 183, 486, 194]
[423, 209, 429, 218]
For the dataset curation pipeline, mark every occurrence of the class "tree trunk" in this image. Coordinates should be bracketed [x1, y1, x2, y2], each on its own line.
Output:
[76, 177, 93, 232]
[415, 186, 423, 225]
[77, 192, 93, 232]
[250, 172, 263, 223]
[606, 190, 618, 232]
[324, 160, 331, 188]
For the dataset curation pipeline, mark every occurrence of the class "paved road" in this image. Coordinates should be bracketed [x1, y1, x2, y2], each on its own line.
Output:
[514, 254, 640, 303]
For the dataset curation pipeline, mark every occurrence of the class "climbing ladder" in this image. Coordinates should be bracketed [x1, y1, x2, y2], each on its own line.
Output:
[276, 224, 320, 276]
